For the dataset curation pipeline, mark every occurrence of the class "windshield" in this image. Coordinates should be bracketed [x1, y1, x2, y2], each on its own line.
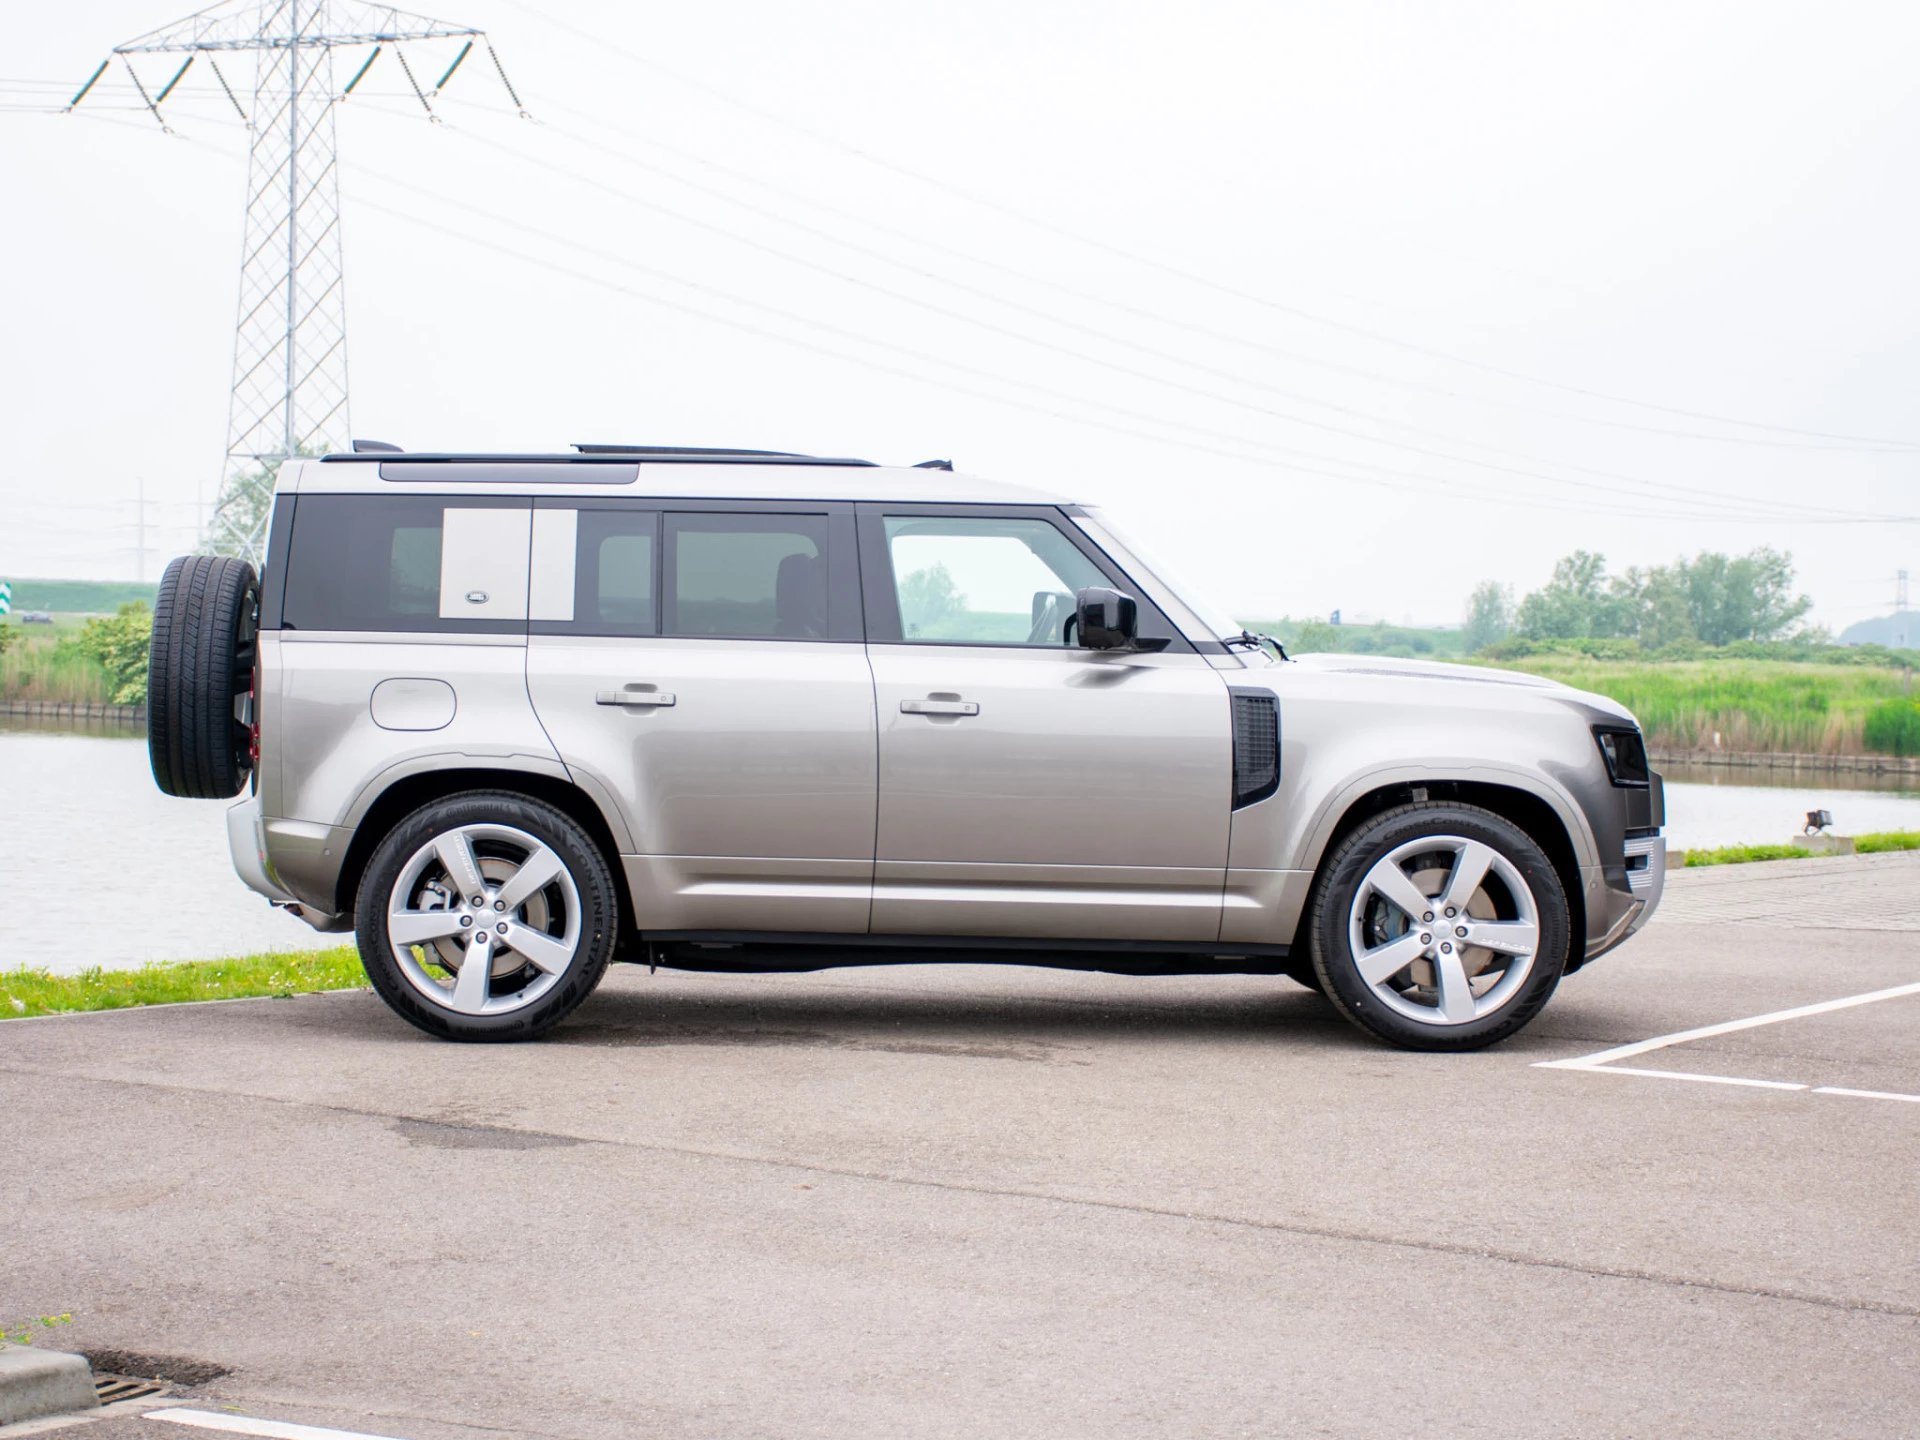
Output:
[1076, 506, 1246, 641]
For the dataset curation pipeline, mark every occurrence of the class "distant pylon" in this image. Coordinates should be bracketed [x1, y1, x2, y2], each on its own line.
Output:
[71, 2, 527, 563]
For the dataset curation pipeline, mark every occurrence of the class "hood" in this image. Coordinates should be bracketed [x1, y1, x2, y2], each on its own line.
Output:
[1284, 652, 1638, 724]
[1286, 652, 1565, 689]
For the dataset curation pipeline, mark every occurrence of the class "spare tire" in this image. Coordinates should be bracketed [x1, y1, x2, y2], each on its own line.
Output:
[148, 554, 259, 799]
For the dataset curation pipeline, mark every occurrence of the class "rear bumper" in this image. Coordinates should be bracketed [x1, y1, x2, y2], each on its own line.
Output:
[226, 796, 352, 933]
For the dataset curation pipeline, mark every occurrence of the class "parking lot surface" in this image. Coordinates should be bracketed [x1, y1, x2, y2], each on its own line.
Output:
[4, 855, 1917, 1439]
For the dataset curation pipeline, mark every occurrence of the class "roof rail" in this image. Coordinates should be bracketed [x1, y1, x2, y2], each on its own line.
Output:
[573, 443, 877, 466]
[321, 449, 877, 467]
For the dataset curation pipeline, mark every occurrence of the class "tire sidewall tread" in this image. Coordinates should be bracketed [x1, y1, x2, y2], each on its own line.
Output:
[354, 791, 618, 1042]
[148, 554, 257, 799]
[1308, 802, 1570, 1052]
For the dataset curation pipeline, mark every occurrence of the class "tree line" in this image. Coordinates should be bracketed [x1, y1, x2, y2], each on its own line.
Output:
[1464, 547, 1813, 654]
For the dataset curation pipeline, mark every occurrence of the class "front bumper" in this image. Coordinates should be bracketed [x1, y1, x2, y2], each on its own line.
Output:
[226, 796, 351, 933]
[1582, 831, 1665, 962]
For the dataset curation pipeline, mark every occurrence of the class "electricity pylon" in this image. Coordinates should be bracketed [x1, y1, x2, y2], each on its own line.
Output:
[71, 2, 526, 563]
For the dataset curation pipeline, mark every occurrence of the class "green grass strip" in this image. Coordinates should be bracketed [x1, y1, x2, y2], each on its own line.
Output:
[1, 946, 366, 1019]
[1683, 843, 1815, 867]
[1855, 830, 1920, 854]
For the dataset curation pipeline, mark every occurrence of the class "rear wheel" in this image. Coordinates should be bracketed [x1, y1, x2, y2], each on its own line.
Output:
[1309, 803, 1569, 1051]
[148, 554, 258, 799]
[355, 792, 618, 1041]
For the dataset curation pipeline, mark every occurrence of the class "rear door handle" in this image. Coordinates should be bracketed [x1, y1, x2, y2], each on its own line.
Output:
[596, 688, 676, 707]
[900, 698, 979, 716]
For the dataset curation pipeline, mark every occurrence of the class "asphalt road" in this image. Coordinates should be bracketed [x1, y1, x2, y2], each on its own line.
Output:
[3, 855, 1917, 1439]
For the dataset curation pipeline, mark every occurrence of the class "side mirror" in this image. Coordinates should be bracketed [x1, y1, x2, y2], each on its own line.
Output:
[1073, 586, 1138, 649]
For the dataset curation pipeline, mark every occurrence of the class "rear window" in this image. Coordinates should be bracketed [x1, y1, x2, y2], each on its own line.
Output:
[280, 495, 529, 632]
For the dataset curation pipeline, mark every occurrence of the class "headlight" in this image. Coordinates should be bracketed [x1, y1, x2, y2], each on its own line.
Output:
[1594, 726, 1651, 788]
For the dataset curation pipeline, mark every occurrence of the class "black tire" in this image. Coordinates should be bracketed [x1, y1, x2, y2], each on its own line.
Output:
[1279, 956, 1326, 995]
[148, 554, 258, 799]
[355, 792, 618, 1042]
[1308, 803, 1570, 1051]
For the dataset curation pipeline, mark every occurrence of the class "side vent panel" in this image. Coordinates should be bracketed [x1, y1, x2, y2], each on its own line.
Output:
[1231, 689, 1280, 809]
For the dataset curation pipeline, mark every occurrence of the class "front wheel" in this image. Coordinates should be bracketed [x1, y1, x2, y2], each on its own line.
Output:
[1308, 803, 1570, 1051]
[355, 792, 618, 1041]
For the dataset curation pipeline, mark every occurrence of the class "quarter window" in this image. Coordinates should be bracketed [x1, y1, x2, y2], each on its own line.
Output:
[882, 515, 1109, 646]
[281, 494, 528, 632]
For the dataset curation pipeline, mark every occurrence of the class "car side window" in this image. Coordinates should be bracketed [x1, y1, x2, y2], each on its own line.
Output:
[529, 506, 659, 635]
[882, 515, 1110, 646]
[665, 513, 830, 640]
[281, 494, 528, 633]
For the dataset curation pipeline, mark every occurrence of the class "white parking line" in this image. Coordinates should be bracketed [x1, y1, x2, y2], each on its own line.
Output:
[149, 1407, 410, 1440]
[1812, 1086, 1920, 1105]
[1579, 1065, 1808, 1091]
[1536, 982, 1920, 1102]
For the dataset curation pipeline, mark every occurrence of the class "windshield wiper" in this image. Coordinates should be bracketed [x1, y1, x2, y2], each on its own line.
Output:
[1223, 629, 1288, 661]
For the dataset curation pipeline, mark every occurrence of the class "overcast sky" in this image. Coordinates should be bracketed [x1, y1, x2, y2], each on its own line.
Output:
[3, 0, 1917, 630]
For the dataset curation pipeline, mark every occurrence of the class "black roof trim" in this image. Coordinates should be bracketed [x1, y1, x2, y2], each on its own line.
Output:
[321, 449, 876, 467]
[576, 443, 877, 466]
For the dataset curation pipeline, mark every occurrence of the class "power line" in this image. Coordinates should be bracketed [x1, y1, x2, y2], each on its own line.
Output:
[499, 0, 1920, 450]
[356, 117, 1913, 526]
[520, 98, 1916, 457]
[354, 191, 1907, 527]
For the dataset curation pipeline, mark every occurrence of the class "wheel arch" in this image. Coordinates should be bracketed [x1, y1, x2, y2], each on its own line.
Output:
[334, 766, 633, 941]
[1288, 774, 1589, 970]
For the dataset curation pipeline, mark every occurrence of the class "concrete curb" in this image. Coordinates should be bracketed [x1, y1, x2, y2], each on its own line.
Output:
[0, 1346, 96, 1426]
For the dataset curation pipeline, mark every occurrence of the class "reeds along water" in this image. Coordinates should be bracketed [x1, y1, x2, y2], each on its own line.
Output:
[1488, 658, 1918, 757]
[0, 639, 113, 705]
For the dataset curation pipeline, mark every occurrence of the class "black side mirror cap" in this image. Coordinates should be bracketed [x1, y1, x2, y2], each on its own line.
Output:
[1074, 586, 1138, 649]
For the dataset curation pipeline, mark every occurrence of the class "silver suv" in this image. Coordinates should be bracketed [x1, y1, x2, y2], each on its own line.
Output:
[148, 445, 1665, 1049]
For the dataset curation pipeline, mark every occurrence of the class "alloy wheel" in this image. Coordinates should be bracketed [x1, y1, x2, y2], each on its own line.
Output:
[1345, 834, 1541, 1027]
[385, 823, 582, 1016]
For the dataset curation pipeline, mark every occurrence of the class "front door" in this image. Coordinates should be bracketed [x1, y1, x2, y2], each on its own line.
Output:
[859, 506, 1232, 941]
[527, 501, 876, 933]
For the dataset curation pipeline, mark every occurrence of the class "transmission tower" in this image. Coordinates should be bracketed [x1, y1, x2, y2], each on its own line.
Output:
[71, 2, 527, 563]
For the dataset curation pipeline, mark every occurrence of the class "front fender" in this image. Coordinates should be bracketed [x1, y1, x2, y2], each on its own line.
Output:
[1291, 760, 1599, 878]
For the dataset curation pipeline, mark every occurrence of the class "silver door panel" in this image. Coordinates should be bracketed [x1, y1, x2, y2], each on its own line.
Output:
[623, 855, 872, 932]
[868, 644, 1230, 940]
[871, 861, 1225, 940]
[871, 646, 1229, 868]
[528, 636, 877, 928]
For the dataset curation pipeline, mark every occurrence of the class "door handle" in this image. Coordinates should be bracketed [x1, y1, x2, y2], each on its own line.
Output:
[596, 688, 676, 707]
[900, 698, 979, 716]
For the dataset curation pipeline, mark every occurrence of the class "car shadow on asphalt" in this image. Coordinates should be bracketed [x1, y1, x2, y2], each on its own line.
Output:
[547, 970, 1358, 1054]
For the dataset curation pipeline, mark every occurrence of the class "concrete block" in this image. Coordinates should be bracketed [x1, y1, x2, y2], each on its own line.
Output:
[1796, 833, 1856, 855]
[0, 1346, 97, 1425]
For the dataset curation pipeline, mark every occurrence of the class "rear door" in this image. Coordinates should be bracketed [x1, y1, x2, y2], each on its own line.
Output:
[526, 500, 876, 933]
[858, 504, 1232, 941]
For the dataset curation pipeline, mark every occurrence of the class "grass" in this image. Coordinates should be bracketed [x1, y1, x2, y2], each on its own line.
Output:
[0, 624, 115, 705]
[1683, 843, 1814, 867]
[1679, 831, 1920, 866]
[1856, 829, 1920, 854]
[0, 946, 366, 1019]
[1478, 656, 1917, 755]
